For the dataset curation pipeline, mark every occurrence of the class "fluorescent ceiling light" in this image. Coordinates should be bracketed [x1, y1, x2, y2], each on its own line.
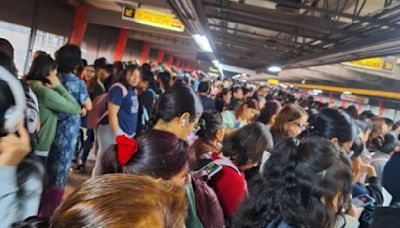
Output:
[212, 59, 224, 77]
[268, 66, 282, 73]
[193, 34, 213, 52]
[343, 91, 352, 95]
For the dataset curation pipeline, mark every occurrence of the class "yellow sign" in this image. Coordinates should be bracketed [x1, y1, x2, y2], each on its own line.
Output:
[122, 7, 185, 32]
[343, 57, 394, 72]
[344, 57, 384, 70]
[268, 79, 279, 85]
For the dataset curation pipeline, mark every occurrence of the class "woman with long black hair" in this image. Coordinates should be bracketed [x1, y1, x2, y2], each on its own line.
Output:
[233, 137, 358, 228]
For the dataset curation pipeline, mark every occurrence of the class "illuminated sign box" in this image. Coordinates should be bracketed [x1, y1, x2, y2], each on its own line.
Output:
[342, 57, 394, 72]
[268, 79, 279, 85]
[122, 7, 185, 32]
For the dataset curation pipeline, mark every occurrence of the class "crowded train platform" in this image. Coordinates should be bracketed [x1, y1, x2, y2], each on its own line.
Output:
[1, 0, 400, 227]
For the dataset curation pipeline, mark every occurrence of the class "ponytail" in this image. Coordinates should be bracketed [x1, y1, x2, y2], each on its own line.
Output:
[101, 145, 123, 174]
[263, 138, 302, 223]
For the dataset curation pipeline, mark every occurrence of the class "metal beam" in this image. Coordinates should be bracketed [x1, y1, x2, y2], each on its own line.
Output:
[214, 42, 285, 61]
[212, 31, 293, 58]
[284, 28, 400, 69]
[205, 10, 325, 40]
[268, 0, 400, 27]
[209, 26, 304, 49]
[202, 0, 347, 35]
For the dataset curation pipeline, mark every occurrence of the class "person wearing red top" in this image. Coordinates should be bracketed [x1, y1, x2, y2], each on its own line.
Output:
[209, 122, 274, 219]
[209, 152, 246, 217]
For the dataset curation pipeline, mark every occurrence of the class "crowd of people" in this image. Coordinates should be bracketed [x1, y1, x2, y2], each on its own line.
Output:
[1, 37, 400, 228]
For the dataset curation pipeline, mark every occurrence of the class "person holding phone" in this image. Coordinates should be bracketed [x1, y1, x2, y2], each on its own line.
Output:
[351, 136, 383, 227]
[0, 72, 43, 227]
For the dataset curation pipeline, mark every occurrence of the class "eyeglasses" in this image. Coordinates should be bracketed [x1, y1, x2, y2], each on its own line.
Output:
[290, 122, 308, 130]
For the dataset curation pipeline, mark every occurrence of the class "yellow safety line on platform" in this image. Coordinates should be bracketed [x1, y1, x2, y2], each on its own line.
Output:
[284, 83, 400, 99]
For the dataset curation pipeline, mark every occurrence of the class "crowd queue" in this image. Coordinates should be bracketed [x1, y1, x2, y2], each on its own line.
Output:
[1, 37, 400, 228]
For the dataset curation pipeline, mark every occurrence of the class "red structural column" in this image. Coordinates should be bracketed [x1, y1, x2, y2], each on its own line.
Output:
[182, 61, 187, 71]
[114, 29, 128, 61]
[155, 50, 165, 64]
[70, 3, 88, 46]
[328, 94, 333, 103]
[319, 94, 323, 102]
[341, 99, 347, 108]
[166, 54, 174, 68]
[357, 103, 363, 113]
[139, 41, 151, 64]
[379, 100, 385, 116]
[174, 58, 181, 69]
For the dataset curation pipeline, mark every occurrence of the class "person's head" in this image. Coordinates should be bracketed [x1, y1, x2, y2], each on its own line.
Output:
[141, 63, 152, 74]
[113, 61, 125, 76]
[258, 96, 267, 110]
[350, 136, 365, 184]
[354, 119, 373, 143]
[359, 110, 376, 120]
[33, 50, 47, 60]
[232, 86, 243, 99]
[197, 81, 211, 95]
[0, 51, 17, 76]
[345, 105, 358, 119]
[51, 174, 187, 228]
[192, 111, 225, 160]
[24, 54, 57, 85]
[0, 38, 14, 60]
[94, 58, 111, 81]
[235, 99, 258, 122]
[257, 85, 268, 97]
[220, 88, 232, 104]
[138, 72, 153, 91]
[372, 131, 400, 155]
[152, 81, 203, 139]
[157, 71, 171, 90]
[271, 104, 308, 138]
[113, 64, 141, 88]
[80, 65, 96, 82]
[382, 118, 394, 133]
[234, 137, 352, 228]
[308, 108, 357, 153]
[370, 117, 394, 142]
[102, 130, 191, 187]
[222, 122, 273, 168]
[196, 111, 225, 143]
[242, 87, 252, 99]
[0, 79, 15, 137]
[257, 100, 281, 127]
[55, 44, 81, 74]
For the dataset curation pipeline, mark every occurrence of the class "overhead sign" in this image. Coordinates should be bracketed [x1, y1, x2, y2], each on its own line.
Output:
[343, 57, 394, 72]
[122, 7, 185, 32]
[267, 79, 279, 85]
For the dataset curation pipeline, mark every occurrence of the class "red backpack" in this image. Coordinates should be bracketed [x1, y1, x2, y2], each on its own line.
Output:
[87, 83, 128, 129]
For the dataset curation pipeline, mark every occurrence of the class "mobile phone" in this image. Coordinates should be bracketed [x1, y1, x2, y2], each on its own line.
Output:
[199, 161, 223, 179]
[352, 194, 375, 208]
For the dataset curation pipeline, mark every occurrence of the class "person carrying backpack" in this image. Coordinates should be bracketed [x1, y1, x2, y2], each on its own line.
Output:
[92, 64, 140, 177]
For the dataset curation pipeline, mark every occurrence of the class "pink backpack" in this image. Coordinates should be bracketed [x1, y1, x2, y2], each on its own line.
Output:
[87, 83, 128, 129]
[192, 170, 225, 228]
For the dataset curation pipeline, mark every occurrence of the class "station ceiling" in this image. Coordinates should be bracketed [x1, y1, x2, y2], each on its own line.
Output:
[168, 0, 400, 71]
[82, 0, 400, 96]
